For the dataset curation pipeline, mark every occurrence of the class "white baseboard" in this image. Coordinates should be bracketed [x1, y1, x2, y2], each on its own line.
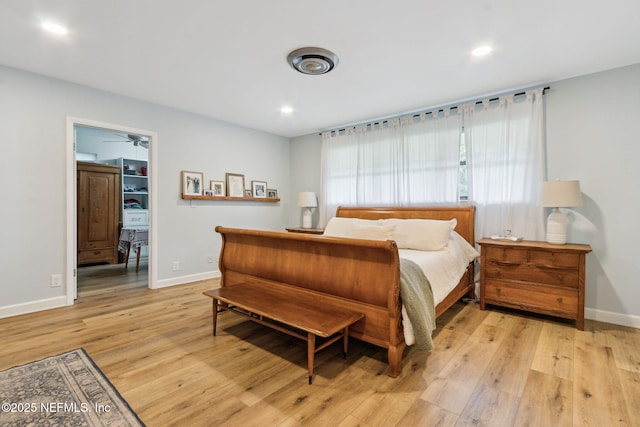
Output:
[0, 296, 69, 319]
[153, 270, 221, 289]
[0, 271, 221, 319]
[585, 308, 640, 329]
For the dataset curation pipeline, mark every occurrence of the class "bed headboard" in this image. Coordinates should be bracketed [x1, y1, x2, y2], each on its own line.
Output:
[335, 205, 475, 246]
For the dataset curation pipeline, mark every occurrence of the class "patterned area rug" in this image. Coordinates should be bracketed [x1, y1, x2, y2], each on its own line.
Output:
[0, 348, 145, 426]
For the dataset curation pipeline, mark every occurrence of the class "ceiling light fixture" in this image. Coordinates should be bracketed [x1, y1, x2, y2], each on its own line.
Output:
[41, 21, 68, 35]
[280, 106, 294, 114]
[472, 45, 493, 57]
[287, 47, 339, 75]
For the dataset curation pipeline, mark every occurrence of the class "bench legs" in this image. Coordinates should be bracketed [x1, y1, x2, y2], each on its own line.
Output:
[343, 326, 349, 359]
[307, 326, 350, 384]
[307, 333, 315, 384]
[212, 300, 218, 336]
[209, 297, 353, 385]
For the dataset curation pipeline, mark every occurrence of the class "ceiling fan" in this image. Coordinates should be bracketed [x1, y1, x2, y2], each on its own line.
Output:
[105, 133, 149, 149]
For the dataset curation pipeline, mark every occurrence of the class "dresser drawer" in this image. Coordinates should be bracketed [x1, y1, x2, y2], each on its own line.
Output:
[485, 260, 579, 287]
[484, 246, 528, 264]
[529, 250, 580, 268]
[484, 280, 578, 318]
[485, 246, 580, 269]
[79, 248, 117, 264]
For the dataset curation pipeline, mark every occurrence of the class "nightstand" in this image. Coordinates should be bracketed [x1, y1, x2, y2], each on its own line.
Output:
[285, 227, 325, 235]
[478, 238, 591, 330]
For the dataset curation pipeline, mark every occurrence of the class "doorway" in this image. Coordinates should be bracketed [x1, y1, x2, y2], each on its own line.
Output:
[66, 117, 158, 303]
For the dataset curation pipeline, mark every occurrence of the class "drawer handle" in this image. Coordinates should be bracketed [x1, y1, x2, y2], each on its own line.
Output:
[557, 297, 563, 303]
[93, 251, 101, 255]
[496, 287, 501, 293]
[495, 268, 501, 276]
[557, 274, 564, 281]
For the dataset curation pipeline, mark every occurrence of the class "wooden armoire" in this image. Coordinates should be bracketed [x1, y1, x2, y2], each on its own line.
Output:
[77, 161, 121, 265]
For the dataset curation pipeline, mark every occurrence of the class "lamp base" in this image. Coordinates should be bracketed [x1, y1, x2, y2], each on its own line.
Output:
[546, 208, 567, 244]
[302, 209, 312, 228]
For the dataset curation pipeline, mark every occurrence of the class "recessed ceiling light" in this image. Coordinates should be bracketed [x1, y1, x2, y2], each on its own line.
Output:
[280, 106, 294, 115]
[41, 21, 68, 35]
[471, 45, 493, 57]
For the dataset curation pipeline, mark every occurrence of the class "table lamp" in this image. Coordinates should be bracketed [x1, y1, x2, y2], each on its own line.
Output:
[297, 192, 317, 228]
[540, 180, 583, 244]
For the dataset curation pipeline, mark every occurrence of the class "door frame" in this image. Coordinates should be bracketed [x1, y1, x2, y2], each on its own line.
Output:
[66, 116, 159, 304]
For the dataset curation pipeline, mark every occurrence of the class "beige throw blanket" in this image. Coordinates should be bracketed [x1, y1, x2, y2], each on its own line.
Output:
[400, 258, 436, 351]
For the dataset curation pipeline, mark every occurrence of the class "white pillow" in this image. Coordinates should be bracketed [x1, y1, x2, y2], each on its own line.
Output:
[348, 223, 396, 241]
[450, 230, 480, 262]
[387, 218, 457, 251]
[323, 217, 386, 237]
[322, 217, 356, 237]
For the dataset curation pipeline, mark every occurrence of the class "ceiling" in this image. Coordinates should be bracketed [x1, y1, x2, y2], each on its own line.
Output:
[2, 1, 639, 138]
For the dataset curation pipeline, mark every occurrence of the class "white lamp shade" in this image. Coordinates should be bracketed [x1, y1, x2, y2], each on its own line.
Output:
[297, 192, 317, 208]
[540, 180, 583, 208]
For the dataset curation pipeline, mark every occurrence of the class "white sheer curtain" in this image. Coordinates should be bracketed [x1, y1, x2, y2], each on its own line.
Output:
[320, 109, 461, 224]
[464, 88, 546, 241]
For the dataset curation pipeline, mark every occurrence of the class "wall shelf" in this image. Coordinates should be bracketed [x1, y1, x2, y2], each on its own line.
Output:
[181, 194, 280, 203]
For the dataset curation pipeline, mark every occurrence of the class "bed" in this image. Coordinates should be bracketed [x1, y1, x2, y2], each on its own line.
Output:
[215, 205, 477, 377]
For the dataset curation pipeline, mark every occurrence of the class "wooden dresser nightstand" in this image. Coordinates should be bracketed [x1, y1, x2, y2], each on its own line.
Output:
[478, 238, 592, 330]
[285, 227, 325, 235]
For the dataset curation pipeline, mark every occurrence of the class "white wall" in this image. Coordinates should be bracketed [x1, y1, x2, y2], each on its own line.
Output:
[289, 63, 640, 327]
[545, 63, 640, 326]
[288, 133, 322, 228]
[0, 65, 290, 316]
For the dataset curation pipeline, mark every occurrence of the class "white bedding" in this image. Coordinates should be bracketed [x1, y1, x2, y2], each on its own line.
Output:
[323, 217, 479, 346]
[399, 231, 479, 346]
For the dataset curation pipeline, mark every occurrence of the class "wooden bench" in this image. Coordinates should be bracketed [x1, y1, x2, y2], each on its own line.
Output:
[203, 281, 364, 384]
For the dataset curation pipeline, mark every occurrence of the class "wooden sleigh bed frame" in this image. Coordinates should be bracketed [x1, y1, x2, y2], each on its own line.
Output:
[215, 205, 475, 377]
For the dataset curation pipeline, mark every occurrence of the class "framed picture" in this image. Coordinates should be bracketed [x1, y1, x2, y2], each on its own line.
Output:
[210, 180, 225, 197]
[182, 171, 203, 196]
[244, 189, 252, 198]
[267, 188, 278, 199]
[252, 180, 267, 198]
[225, 173, 245, 198]
[204, 189, 214, 197]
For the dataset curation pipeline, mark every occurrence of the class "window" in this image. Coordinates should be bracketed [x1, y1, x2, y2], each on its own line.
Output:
[321, 111, 462, 221]
[321, 89, 545, 239]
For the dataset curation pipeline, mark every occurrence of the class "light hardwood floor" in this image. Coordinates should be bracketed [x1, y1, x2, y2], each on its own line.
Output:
[1, 263, 638, 426]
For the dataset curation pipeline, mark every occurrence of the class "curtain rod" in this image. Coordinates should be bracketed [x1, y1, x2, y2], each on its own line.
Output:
[320, 86, 550, 135]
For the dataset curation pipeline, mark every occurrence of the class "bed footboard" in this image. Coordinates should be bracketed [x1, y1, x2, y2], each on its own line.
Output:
[215, 226, 405, 376]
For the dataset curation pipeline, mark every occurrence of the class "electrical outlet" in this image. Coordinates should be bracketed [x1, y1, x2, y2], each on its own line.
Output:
[207, 256, 215, 264]
[50, 274, 62, 287]
[172, 261, 180, 271]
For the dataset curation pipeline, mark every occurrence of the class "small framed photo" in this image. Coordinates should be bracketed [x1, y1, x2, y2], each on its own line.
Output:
[244, 189, 252, 198]
[204, 189, 214, 197]
[182, 171, 203, 196]
[267, 189, 278, 199]
[225, 173, 245, 198]
[210, 180, 225, 197]
[252, 180, 267, 198]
